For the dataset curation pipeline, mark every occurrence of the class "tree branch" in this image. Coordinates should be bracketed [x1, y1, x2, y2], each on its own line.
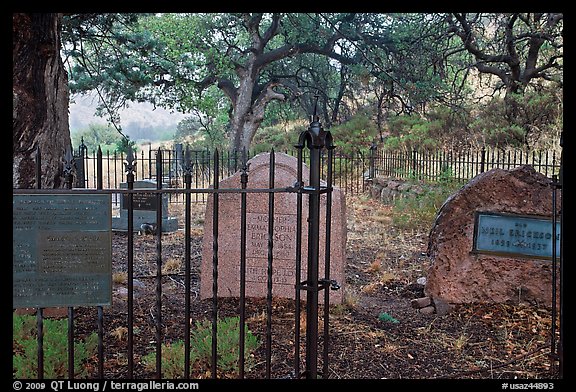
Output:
[260, 13, 281, 47]
[453, 13, 516, 66]
[217, 78, 238, 106]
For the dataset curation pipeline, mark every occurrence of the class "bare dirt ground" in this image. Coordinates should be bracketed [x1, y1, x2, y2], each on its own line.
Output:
[72, 195, 561, 381]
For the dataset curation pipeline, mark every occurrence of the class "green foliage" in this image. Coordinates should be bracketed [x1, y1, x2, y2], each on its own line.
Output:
[12, 313, 98, 379]
[468, 90, 563, 149]
[251, 120, 306, 154]
[62, 13, 562, 152]
[384, 114, 443, 151]
[142, 316, 259, 378]
[378, 312, 399, 324]
[331, 113, 378, 155]
[115, 136, 138, 154]
[71, 123, 124, 153]
[175, 116, 202, 144]
[191, 316, 259, 376]
[142, 341, 192, 379]
[390, 179, 461, 231]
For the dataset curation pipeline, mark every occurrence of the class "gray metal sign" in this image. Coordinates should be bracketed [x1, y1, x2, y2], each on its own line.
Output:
[473, 212, 560, 260]
[13, 193, 112, 308]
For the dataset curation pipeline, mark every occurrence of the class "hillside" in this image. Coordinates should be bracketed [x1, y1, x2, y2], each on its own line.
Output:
[69, 92, 188, 142]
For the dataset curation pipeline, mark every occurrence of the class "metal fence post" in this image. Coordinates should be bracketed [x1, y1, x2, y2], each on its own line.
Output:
[411, 148, 417, 179]
[35, 146, 41, 189]
[302, 106, 329, 379]
[34, 146, 44, 379]
[96, 147, 103, 191]
[155, 148, 163, 379]
[63, 147, 75, 190]
[558, 132, 564, 378]
[74, 137, 87, 188]
[124, 146, 136, 378]
[183, 147, 193, 379]
[239, 148, 249, 379]
[551, 174, 558, 361]
[369, 141, 377, 180]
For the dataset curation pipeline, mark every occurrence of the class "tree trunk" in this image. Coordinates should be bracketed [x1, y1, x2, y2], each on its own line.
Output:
[13, 13, 71, 189]
[227, 71, 285, 152]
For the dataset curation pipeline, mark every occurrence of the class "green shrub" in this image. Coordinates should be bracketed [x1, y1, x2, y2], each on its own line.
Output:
[143, 316, 260, 378]
[331, 113, 378, 155]
[142, 340, 194, 379]
[378, 312, 399, 324]
[12, 313, 98, 379]
[391, 179, 461, 231]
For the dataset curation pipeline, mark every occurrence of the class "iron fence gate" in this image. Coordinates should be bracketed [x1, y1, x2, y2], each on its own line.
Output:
[13, 116, 338, 379]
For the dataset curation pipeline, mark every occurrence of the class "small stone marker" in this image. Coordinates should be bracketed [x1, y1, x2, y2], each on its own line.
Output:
[425, 165, 561, 308]
[201, 152, 346, 303]
[112, 179, 178, 232]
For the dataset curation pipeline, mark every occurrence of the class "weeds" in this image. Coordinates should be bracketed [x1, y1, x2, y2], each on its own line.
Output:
[142, 316, 259, 378]
[378, 312, 400, 324]
[13, 313, 98, 379]
[390, 180, 461, 230]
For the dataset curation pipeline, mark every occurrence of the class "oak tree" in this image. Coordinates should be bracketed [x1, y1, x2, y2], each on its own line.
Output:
[13, 13, 72, 189]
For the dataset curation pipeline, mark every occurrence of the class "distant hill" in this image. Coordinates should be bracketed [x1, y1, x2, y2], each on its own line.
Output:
[68, 92, 188, 142]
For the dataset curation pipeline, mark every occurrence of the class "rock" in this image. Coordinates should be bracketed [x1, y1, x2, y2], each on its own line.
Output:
[432, 297, 454, 316]
[418, 305, 435, 315]
[132, 279, 146, 289]
[371, 183, 383, 200]
[425, 165, 561, 307]
[398, 183, 412, 192]
[411, 296, 432, 309]
[387, 180, 402, 190]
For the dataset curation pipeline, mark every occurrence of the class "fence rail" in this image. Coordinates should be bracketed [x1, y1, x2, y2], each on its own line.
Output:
[370, 146, 561, 183]
[74, 143, 561, 205]
[75, 145, 369, 202]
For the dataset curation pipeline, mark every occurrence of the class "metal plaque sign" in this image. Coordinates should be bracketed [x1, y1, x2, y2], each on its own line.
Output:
[473, 212, 560, 260]
[121, 192, 159, 211]
[13, 193, 112, 308]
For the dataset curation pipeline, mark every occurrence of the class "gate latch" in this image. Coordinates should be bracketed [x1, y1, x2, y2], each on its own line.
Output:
[320, 279, 341, 291]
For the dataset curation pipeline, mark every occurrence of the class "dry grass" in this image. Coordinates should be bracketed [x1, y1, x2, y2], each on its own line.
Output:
[364, 259, 382, 274]
[361, 282, 381, 295]
[338, 194, 559, 379]
[112, 272, 128, 285]
[110, 326, 128, 342]
[378, 271, 397, 284]
[161, 257, 182, 275]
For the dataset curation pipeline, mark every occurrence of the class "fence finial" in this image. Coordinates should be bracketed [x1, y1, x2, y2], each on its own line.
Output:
[63, 146, 75, 189]
[124, 145, 136, 175]
[307, 95, 327, 149]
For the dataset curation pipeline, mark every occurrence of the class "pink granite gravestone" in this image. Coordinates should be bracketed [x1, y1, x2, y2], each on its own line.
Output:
[425, 165, 561, 308]
[201, 152, 346, 303]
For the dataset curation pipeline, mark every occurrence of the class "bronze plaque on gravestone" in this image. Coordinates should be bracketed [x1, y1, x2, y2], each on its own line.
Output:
[121, 192, 159, 210]
[472, 211, 560, 260]
[13, 193, 112, 308]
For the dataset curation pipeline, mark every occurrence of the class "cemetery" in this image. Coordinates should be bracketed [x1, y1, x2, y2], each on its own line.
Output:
[12, 144, 563, 380]
[13, 13, 563, 383]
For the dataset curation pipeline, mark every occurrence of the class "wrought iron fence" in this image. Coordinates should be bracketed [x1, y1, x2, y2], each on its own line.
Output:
[74, 141, 561, 209]
[13, 137, 565, 379]
[369, 146, 561, 182]
[13, 117, 339, 380]
[74, 144, 369, 203]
